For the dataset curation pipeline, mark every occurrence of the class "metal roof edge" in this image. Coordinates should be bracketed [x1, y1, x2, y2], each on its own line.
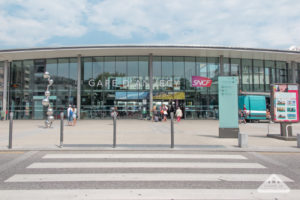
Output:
[0, 45, 300, 55]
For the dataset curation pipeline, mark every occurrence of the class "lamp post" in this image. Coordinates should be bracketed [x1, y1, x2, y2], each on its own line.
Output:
[42, 72, 54, 128]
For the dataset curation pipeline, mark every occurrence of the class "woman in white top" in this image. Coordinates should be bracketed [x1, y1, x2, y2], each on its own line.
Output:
[72, 105, 77, 126]
[175, 107, 183, 122]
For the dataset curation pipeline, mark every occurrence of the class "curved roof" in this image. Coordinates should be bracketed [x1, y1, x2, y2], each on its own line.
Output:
[0, 45, 300, 62]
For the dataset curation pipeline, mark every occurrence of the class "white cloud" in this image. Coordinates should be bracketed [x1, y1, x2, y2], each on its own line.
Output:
[0, 0, 87, 47]
[0, 0, 300, 49]
[87, 0, 300, 49]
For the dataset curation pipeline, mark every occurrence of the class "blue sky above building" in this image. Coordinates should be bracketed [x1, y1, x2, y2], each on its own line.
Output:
[0, 0, 299, 50]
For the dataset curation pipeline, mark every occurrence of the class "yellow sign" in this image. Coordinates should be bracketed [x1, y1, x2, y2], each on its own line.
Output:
[153, 92, 185, 100]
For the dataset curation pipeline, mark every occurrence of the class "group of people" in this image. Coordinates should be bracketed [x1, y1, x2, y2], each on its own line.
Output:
[152, 104, 183, 122]
[67, 104, 77, 126]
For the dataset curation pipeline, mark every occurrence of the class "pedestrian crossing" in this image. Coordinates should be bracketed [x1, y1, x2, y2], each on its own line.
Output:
[1, 152, 299, 200]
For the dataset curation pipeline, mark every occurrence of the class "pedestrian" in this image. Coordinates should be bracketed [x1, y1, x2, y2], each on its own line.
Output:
[239, 109, 246, 124]
[162, 104, 168, 122]
[266, 109, 271, 121]
[72, 105, 77, 126]
[67, 104, 73, 126]
[243, 104, 248, 123]
[111, 107, 118, 119]
[152, 105, 157, 122]
[175, 107, 183, 122]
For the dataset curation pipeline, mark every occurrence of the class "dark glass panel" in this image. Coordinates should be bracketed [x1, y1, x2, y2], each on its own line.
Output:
[265, 67, 270, 91]
[69, 58, 78, 83]
[223, 58, 230, 76]
[58, 58, 69, 80]
[104, 57, 116, 90]
[80, 90, 92, 119]
[161, 56, 173, 91]
[138, 56, 149, 90]
[46, 59, 58, 81]
[92, 57, 104, 90]
[128, 56, 139, 90]
[116, 56, 127, 90]
[82, 57, 93, 90]
[207, 57, 219, 94]
[241, 59, 252, 91]
[276, 61, 287, 83]
[196, 57, 207, 94]
[265, 60, 275, 83]
[153, 56, 161, 91]
[185, 57, 195, 90]
[11, 61, 23, 90]
[253, 60, 264, 92]
[173, 57, 184, 91]
[231, 58, 240, 76]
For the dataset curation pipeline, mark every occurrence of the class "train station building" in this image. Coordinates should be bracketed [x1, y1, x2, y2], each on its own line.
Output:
[0, 45, 299, 120]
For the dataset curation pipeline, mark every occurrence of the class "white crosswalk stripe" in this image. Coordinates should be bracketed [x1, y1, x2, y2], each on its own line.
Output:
[5, 173, 293, 182]
[1, 189, 300, 200]
[42, 153, 248, 159]
[1, 152, 296, 200]
[27, 161, 266, 169]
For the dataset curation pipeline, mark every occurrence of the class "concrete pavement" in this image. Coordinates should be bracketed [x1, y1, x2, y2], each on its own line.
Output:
[0, 119, 299, 151]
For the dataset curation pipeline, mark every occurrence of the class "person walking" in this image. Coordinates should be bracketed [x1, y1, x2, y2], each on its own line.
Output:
[175, 107, 183, 122]
[72, 105, 77, 126]
[152, 105, 157, 122]
[162, 104, 168, 122]
[67, 104, 73, 126]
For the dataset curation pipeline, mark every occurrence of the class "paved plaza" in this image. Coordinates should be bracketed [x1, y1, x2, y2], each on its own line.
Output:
[0, 119, 299, 151]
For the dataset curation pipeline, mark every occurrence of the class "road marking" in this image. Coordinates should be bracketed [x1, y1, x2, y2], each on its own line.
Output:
[0, 151, 24, 154]
[27, 162, 266, 169]
[42, 154, 247, 159]
[5, 173, 293, 182]
[1, 189, 300, 200]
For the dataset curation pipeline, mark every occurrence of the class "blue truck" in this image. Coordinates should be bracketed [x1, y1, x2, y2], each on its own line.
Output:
[238, 95, 267, 121]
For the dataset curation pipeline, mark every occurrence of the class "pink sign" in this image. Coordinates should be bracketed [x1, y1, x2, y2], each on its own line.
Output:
[192, 76, 212, 87]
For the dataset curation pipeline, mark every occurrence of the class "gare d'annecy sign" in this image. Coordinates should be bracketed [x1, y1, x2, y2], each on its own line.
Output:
[88, 76, 212, 88]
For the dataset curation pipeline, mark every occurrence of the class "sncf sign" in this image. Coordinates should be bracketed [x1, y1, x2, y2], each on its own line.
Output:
[192, 76, 212, 87]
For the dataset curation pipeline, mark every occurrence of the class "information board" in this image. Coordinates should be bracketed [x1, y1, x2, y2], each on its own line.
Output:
[218, 76, 239, 128]
[272, 84, 299, 122]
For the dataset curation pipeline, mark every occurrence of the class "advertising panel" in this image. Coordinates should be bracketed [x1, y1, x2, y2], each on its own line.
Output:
[272, 84, 299, 122]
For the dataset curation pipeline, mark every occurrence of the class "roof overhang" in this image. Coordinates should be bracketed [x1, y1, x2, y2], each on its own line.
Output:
[0, 45, 300, 63]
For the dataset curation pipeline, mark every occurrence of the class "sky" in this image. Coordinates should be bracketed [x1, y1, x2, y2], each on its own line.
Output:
[0, 0, 300, 50]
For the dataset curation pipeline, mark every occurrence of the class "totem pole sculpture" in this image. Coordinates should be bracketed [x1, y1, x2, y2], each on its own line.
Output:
[42, 72, 54, 128]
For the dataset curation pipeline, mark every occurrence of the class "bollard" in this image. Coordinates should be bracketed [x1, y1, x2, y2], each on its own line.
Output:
[113, 113, 117, 148]
[60, 112, 64, 147]
[8, 112, 13, 149]
[170, 112, 174, 148]
[238, 132, 248, 148]
[297, 134, 300, 148]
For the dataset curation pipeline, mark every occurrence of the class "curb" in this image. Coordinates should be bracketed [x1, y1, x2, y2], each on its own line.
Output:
[1, 145, 300, 153]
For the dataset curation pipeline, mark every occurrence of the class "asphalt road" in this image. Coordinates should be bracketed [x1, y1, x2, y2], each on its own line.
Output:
[0, 150, 299, 199]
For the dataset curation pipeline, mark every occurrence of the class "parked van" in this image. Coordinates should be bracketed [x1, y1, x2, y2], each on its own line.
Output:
[238, 95, 267, 121]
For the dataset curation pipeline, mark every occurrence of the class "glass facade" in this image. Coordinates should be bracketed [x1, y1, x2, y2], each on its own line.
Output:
[81, 56, 149, 119]
[8, 58, 77, 119]
[0, 61, 3, 111]
[1, 53, 297, 120]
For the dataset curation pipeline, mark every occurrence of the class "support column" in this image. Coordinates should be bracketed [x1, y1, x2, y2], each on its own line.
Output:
[219, 55, 224, 76]
[77, 55, 81, 120]
[2, 61, 8, 120]
[149, 54, 153, 115]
